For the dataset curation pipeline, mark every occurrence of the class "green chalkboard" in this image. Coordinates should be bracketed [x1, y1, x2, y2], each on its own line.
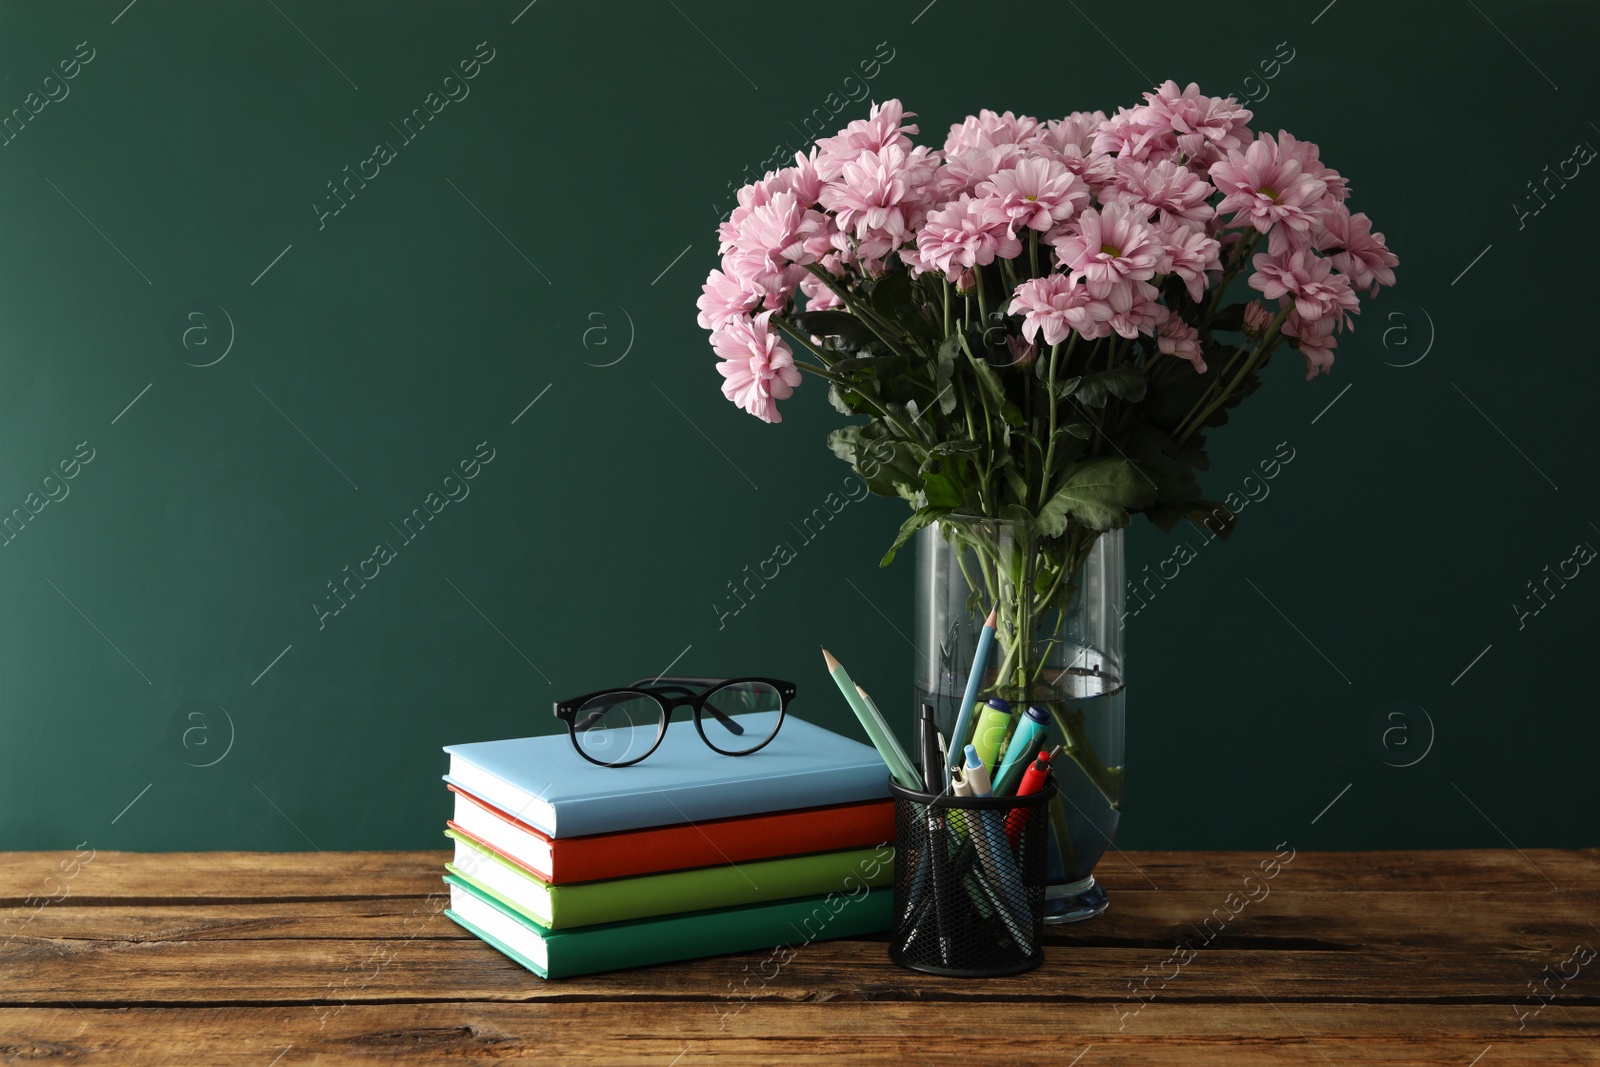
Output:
[1, 1, 1595, 855]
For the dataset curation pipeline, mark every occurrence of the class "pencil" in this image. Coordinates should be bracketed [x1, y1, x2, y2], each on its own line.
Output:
[821, 648, 921, 790]
[947, 605, 997, 776]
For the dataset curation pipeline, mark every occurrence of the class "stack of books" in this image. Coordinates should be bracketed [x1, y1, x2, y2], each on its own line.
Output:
[440, 714, 897, 978]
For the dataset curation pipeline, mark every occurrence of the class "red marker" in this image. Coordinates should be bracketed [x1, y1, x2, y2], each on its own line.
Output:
[1005, 750, 1053, 848]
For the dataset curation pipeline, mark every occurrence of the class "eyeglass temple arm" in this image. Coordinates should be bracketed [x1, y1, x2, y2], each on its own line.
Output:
[569, 681, 745, 736]
[627, 676, 746, 736]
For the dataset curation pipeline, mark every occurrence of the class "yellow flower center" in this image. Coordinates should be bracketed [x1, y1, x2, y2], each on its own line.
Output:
[1260, 186, 1282, 203]
[1100, 243, 1122, 257]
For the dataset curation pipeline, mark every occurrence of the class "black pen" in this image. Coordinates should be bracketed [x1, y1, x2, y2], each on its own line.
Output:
[919, 703, 941, 793]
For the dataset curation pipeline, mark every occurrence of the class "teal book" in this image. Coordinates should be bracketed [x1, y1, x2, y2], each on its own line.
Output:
[443, 713, 892, 839]
[444, 872, 893, 979]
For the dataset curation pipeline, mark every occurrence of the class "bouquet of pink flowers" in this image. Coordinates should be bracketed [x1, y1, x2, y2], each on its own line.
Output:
[697, 83, 1396, 677]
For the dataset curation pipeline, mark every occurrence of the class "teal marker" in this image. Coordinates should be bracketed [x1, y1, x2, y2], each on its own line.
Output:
[993, 704, 1050, 796]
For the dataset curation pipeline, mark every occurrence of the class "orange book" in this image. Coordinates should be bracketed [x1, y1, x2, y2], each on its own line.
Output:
[447, 784, 893, 885]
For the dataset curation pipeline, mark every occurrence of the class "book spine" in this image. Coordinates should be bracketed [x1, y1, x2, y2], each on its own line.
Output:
[555, 801, 894, 883]
[545, 888, 894, 978]
[551, 764, 891, 838]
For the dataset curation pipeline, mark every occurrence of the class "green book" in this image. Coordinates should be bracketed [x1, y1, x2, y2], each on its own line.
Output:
[445, 827, 893, 929]
[444, 871, 893, 978]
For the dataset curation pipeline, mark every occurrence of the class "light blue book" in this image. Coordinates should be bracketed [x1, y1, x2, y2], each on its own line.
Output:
[443, 712, 892, 839]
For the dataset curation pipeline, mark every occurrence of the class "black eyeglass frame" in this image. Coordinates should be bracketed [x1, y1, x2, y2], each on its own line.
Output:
[552, 675, 796, 768]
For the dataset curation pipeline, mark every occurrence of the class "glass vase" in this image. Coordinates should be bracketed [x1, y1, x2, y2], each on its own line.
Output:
[913, 516, 1124, 923]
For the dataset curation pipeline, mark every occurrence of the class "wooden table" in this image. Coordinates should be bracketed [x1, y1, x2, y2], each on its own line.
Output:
[2, 849, 1597, 1065]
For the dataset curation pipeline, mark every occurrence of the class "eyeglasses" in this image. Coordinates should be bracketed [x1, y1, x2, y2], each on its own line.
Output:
[553, 675, 795, 768]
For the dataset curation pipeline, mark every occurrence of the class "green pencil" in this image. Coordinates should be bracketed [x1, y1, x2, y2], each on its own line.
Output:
[821, 648, 921, 790]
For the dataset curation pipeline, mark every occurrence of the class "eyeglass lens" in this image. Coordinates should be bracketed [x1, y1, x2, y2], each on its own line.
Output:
[570, 692, 664, 766]
[699, 680, 783, 755]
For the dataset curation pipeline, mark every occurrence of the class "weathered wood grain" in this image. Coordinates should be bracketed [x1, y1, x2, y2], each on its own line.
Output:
[0, 1003, 1597, 1066]
[4, 848, 1597, 904]
[2, 849, 1596, 1065]
[2, 937, 1593, 1007]
[4, 890, 1595, 951]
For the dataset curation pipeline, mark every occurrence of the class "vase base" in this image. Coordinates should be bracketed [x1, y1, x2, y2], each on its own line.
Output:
[1042, 876, 1109, 924]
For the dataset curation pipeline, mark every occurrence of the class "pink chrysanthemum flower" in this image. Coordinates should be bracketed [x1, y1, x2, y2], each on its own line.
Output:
[1007, 273, 1110, 346]
[1154, 308, 1206, 372]
[936, 144, 1024, 198]
[798, 269, 844, 312]
[1249, 250, 1358, 323]
[1317, 208, 1398, 295]
[1209, 132, 1330, 254]
[977, 157, 1089, 234]
[915, 195, 1021, 274]
[711, 311, 802, 423]
[769, 149, 825, 208]
[1049, 203, 1162, 299]
[720, 248, 805, 312]
[1103, 279, 1164, 340]
[1051, 143, 1118, 192]
[1035, 112, 1107, 161]
[731, 190, 827, 268]
[944, 109, 1042, 154]
[816, 100, 920, 181]
[718, 176, 775, 255]
[1277, 131, 1348, 202]
[1004, 334, 1039, 368]
[1282, 308, 1340, 379]
[1154, 217, 1223, 301]
[1093, 105, 1178, 164]
[820, 144, 938, 260]
[1101, 157, 1216, 228]
[697, 267, 763, 331]
[1140, 81, 1254, 170]
[1242, 299, 1274, 337]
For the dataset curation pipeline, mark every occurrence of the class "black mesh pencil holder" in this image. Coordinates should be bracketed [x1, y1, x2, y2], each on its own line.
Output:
[887, 776, 1055, 978]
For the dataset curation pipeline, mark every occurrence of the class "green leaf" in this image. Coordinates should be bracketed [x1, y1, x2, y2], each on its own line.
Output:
[793, 310, 875, 349]
[1003, 465, 1029, 504]
[1191, 499, 1238, 539]
[1145, 499, 1238, 538]
[998, 503, 1034, 527]
[1037, 457, 1160, 535]
[860, 266, 912, 305]
[1035, 357, 1081, 398]
[827, 425, 924, 501]
[1075, 364, 1147, 407]
[935, 334, 961, 414]
[927, 439, 984, 458]
[920, 469, 964, 509]
[880, 505, 948, 566]
[965, 342, 1008, 409]
[827, 381, 867, 415]
[1124, 423, 1201, 507]
[1211, 303, 1247, 333]
[1046, 424, 1089, 476]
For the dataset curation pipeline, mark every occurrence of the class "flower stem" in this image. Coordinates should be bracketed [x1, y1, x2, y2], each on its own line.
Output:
[1175, 302, 1293, 444]
[1038, 340, 1062, 509]
[802, 265, 919, 362]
